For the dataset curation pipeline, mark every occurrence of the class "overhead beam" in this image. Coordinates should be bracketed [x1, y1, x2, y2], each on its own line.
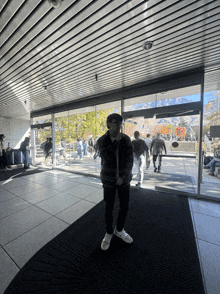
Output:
[31, 69, 204, 118]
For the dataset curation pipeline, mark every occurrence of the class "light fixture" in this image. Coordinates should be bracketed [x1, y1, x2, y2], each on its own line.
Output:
[143, 41, 154, 51]
[48, 0, 63, 8]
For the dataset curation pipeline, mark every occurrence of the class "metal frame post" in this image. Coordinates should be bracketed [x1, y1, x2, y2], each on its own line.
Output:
[52, 113, 56, 168]
[30, 118, 35, 164]
[121, 98, 125, 133]
[197, 77, 204, 195]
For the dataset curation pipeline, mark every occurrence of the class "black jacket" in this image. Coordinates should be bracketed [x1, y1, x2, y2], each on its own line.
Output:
[132, 139, 148, 157]
[97, 131, 133, 188]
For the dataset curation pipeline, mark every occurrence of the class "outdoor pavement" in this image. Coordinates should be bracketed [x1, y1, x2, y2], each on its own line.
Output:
[42, 152, 220, 199]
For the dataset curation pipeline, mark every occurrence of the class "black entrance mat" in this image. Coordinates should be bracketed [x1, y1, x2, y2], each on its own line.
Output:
[4, 188, 205, 294]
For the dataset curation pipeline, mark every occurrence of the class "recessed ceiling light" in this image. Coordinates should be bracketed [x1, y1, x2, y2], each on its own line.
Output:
[143, 41, 154, 51]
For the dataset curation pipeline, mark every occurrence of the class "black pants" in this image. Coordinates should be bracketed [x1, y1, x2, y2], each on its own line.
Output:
[153, 154, 162, 168]
[0, 152, 7, 167]
[103, 184, 130, 234]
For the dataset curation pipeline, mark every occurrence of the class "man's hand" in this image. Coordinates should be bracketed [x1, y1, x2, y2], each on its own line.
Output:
[116, 177, 123, 186]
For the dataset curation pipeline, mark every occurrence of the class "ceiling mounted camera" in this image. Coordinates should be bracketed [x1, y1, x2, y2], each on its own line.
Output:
[48, 0, 63, 8]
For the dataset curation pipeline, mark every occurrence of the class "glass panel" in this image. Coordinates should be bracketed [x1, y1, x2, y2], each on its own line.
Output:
[125, 114, 199, 193]
[54, 101, 121, 176]
[201, 91, 220, 199]
[33, 115, 52, 167]
[124, 85, 201, 111]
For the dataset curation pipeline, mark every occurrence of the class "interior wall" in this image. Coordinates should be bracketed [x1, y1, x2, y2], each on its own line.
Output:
[0, 117, 30, 149]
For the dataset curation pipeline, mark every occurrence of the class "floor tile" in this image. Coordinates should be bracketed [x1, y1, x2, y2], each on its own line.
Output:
[56, 199, 96, 224]
[4, 217, 69, 268]
[33, 177, 67, 187]
[198, 239, 220, 294]
[0, 188, 17, 203]
[84, 189, 103, 204]
[0, 247, 19, 294]
[50, 180, 81, 192]
[65, 184, 100, 198]
[18, 186, 62, 204]
[3, 182, 44, 196]
[35, 193, 81, 215]
[0, 197, 31, 219]
[190, 198, 220, 219]
[0, 205, 51, 246]
[193, 212, 220, 246]
[0, 178, 28, 189]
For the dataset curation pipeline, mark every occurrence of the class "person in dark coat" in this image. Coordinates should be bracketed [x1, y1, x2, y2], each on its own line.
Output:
[44, 138, 53, 165]
[19, 137, 31, 169]
[0, 134, 8, 169]
[97, 113, 133, 250]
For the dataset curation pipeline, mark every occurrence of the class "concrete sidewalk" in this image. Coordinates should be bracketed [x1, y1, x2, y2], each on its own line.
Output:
[39, 153, 220, 200]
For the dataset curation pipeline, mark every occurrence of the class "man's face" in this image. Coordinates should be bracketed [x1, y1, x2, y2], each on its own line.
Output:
[108, 119, 121, 137]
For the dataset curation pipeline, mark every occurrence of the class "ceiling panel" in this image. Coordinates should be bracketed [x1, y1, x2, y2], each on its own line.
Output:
[0, 0, 220, 120]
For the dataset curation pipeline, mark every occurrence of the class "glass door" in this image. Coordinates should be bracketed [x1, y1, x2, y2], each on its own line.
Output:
[125, 113, 200, 194]
[34, 124, 52, 167]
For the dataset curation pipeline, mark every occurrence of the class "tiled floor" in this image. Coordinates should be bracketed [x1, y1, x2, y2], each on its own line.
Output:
[0, 168, 220, 294]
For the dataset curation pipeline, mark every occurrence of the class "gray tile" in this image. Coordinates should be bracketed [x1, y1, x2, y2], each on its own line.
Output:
[198, 239, 220, 294]
[190, 198, 220, 219]
[0, 197, 31, 219]
[34, 177, 67, 187]
[18, 186, 62, 204]
[0, 188, 17, 203]
[56, 199, 96, 224]
[35, 193, 81, 215]
[0, 205, 51, 246]
[65, 184, 100, 198]
[4, 217, 69, 268]
[193, 212, 220, 246]
[3, 182, 44, 196]
[84, 189, 103, 204]
[0, 178, 28, 189]
[0, 247, 19, 294]
[50, 180, 81, 192]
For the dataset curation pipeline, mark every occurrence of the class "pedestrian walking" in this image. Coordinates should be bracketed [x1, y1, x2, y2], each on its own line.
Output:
[150, 132, 167, 173]
[132, 131, 149, 188]
[144, 133, 152, 169]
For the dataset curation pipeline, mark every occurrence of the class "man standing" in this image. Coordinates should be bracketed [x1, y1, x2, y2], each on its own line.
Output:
[150, 132, 167, 173]
[132, 131, 149, 188]
[97, 113, 133, 251]
[144, 133, 152, 170]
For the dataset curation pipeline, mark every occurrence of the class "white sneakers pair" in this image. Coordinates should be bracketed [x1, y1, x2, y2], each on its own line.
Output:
[101, 228, 133, 251]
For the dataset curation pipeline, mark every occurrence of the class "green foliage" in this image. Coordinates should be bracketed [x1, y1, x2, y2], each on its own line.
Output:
[55, 108, 115, 143]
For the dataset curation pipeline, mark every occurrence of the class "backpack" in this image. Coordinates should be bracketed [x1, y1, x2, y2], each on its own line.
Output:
[88, 139, 94, 147]
[40, 141, 46, 150]
[204, 156, 213, 166]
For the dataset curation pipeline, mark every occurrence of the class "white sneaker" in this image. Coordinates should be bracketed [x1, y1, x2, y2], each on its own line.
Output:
[101, 233, 113, 250]
[114, 228, 133, 244]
